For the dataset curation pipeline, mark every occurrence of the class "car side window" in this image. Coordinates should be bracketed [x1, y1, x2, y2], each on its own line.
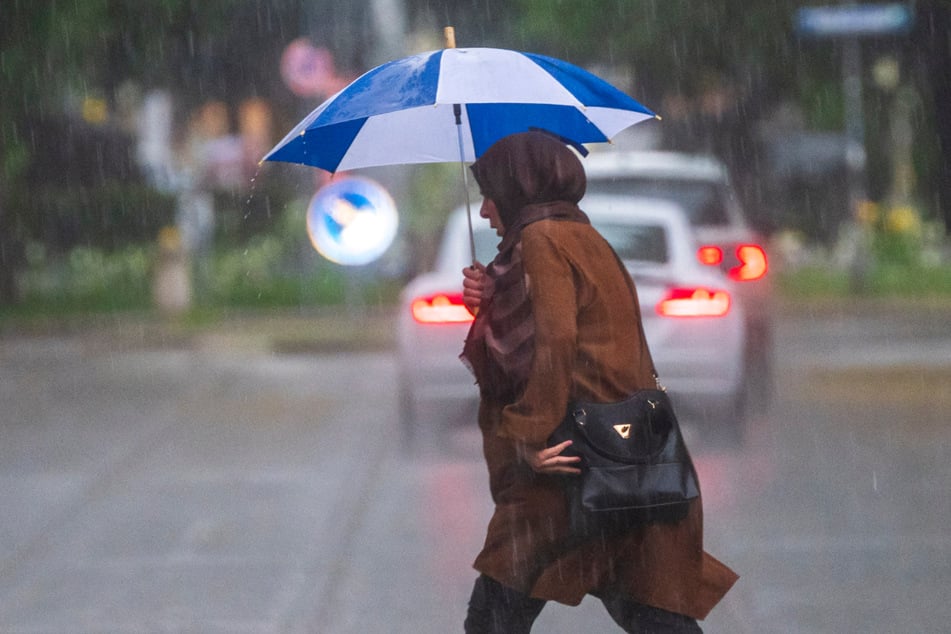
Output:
[695, 193, 729, 225]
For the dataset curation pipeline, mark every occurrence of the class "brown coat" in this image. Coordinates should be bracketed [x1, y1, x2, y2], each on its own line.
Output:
[471, 218, 738, 620]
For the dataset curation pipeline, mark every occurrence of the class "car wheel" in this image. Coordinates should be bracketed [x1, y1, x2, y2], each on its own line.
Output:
[745, 320, 774, 415]
[721, 384, 749, 445]
[691, 389, 746, 447]
[398, 376, 418, 452]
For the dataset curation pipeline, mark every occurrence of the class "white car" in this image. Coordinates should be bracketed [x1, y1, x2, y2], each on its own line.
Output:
[583, 150, 773, 405]
[397, 195, 748, 447]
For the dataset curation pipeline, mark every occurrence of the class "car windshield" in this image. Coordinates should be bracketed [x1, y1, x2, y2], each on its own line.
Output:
[586, 178, 729, 226]
[473, 222, 667, 265]
[593, 222, 667, 263]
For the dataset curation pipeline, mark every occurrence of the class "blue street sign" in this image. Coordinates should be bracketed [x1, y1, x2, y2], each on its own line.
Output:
[797, 4, 914, 38]
[306, 176, 399, 266]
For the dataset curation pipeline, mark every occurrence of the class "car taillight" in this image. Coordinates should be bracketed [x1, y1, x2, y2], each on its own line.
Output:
[697, 243, 768, 282]
[656, 287, 731, 318]
[411, 293, 474, 324]
[730, 244, 768, 281]
[697, 245, 723, 266]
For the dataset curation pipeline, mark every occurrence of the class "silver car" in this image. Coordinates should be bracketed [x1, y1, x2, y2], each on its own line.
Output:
[397, 195, 748, 448]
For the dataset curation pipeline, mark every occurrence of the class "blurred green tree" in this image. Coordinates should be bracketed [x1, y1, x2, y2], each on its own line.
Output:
[511, 0, 950, 237]
[0, 1, 313, 305]
[3, 0, 948, 309]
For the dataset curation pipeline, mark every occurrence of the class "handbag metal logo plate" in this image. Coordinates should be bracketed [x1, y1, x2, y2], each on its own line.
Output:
[613, 424, 632, 439]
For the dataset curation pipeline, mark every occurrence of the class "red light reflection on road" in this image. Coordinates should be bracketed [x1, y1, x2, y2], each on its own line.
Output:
[690, 418, 777, 512]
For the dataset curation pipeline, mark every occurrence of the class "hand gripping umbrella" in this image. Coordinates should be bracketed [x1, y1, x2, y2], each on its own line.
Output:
[263, 27, 658, 263]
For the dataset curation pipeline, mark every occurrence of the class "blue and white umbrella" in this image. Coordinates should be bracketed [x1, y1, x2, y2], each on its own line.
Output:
[263, 43, 657, 262]
[263, 46, 657, 173]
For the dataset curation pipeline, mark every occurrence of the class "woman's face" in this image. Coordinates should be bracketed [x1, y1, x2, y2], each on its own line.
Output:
[480, 197, 505, 236]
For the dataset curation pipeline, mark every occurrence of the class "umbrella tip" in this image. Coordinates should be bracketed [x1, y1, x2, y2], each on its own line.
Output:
[654, 114, 663, 121]
[444, 26, 456, 48]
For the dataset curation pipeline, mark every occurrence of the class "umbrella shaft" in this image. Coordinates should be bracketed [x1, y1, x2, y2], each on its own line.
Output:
[453, 103, 477, 265]
[461, 165, 476, 265]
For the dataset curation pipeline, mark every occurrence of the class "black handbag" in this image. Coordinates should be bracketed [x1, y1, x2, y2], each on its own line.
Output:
[546, 248, 699, 538]
[548, 385, 700, 537]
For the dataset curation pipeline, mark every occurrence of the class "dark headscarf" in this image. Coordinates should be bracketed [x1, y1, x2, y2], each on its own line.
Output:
[462, 131, 590, 403]
[470, 130, 587, 230]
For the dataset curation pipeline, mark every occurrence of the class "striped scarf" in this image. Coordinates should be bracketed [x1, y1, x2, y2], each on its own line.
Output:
[461, 202, 590, 403]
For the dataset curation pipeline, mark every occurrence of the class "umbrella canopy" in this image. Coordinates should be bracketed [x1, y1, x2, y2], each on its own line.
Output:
[263, 47, 657, 173]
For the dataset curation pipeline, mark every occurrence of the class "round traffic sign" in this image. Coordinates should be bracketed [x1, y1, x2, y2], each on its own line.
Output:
[306, 177, 399, 266]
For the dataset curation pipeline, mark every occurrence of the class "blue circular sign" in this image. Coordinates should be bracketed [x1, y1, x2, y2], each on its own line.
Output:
[306, 177, 398, 266]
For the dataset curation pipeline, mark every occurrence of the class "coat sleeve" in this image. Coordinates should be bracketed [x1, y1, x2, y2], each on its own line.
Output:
[496, 226, 578, 445]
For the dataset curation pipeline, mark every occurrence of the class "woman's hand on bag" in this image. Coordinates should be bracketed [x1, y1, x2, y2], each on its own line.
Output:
[519, 440, 582, 476]
[462, 262, 492, 314]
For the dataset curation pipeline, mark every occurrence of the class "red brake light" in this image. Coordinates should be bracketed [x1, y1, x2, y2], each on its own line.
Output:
[729, 244, 768, 281]
[699, 243, 768, 282]
[411, 293, 474, 324]
[656, 287, 731, 318]
[697, 245, 723, 266]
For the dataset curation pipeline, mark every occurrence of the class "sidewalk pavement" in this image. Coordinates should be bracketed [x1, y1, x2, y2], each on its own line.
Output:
[3, 296, 950, 354]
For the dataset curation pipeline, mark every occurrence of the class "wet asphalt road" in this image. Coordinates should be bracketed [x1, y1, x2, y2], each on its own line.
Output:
[1, 303, 949, 633]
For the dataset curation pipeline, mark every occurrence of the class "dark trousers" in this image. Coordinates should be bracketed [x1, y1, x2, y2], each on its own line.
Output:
[464, 574, 703, 634]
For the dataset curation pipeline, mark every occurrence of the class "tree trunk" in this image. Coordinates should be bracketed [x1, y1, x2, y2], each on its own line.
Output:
[920, 1, 951, 235]
[0, 201, 23, 306]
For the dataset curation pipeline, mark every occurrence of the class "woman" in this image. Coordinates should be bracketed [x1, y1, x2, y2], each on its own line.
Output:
[460, 131, 738, 633]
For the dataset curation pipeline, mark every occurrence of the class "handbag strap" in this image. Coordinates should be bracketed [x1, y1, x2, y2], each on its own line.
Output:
[606, 246, 665, 391]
